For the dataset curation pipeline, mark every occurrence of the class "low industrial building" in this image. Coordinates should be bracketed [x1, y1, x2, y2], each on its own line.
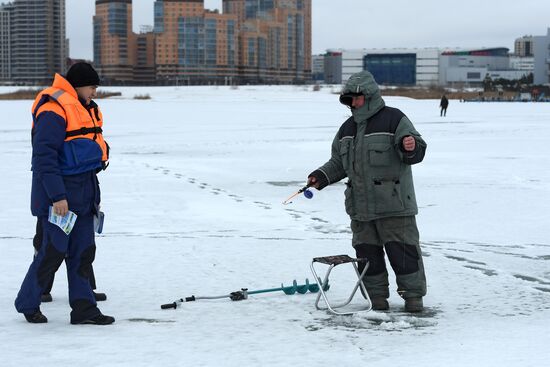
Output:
[320, 46, 533, 87]
[439, 48, 528, 87]
[323, 48, 440, 86]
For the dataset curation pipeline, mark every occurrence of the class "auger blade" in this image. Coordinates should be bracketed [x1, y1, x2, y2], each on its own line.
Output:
[296, 279, 310, 294]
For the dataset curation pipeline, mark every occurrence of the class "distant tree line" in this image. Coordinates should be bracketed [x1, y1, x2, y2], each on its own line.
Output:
[483, 73, 548, 94]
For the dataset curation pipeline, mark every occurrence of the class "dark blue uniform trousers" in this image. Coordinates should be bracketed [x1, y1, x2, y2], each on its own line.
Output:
[15, 214, 100, 323]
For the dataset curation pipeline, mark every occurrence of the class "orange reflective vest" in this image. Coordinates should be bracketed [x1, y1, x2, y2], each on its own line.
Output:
[31, 74, 109, 174]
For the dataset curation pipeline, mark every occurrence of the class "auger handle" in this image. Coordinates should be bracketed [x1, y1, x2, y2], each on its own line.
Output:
[160, 296, 196, 310]
[161, 302, 178, 310]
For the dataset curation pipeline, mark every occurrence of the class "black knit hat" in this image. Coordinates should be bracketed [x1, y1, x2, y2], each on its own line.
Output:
[66, 62, 100, 88]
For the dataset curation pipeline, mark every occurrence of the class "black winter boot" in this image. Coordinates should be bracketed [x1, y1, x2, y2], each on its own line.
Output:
[371, 297, 389, 311]
[24, 310, 48, 323]
[405, 297, 423, 312]
[71, 313, 115, 325]
[41, 293, 53, 302]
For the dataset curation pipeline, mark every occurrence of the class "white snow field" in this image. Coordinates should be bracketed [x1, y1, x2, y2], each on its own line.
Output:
[1, 85, 549, 367]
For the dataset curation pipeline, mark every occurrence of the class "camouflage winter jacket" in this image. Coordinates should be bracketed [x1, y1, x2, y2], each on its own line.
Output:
[309, 71, 427, 221]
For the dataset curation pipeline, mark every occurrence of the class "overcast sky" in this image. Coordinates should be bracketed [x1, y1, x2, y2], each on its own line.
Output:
[67, 0, 550, 60]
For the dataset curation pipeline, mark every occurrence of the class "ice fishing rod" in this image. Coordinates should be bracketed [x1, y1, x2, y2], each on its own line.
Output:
[282, 184, 314, 205]
[160, 279, 330, 310]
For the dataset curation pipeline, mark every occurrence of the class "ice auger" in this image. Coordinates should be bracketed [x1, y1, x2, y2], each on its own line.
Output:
[161, 279, 329, 310]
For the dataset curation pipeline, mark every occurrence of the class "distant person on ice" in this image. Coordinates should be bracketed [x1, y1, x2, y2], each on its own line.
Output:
[440, 94, 449, 116]
[306, 71, 428, 313]
[14, 62, 114, 325]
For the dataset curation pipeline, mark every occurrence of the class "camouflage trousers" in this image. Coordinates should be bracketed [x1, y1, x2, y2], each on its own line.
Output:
[351, 216, 427, 300]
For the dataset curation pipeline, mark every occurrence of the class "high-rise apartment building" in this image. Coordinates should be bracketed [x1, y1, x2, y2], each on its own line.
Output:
[224, 0, 311, 83]
[511, 35, 535, 79]
[515, 35, 534, 57]
[94, 0, 135, 84]
[1, 0, 67, 84]
[92, 0, 311, 84]
[153, 0, 238, 84]
[223, 0, 245, 25]
[134, 26, 156, 85]
[0, 3, 13, 81]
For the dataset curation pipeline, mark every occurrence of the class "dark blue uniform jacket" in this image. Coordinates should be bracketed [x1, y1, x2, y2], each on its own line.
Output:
[31, 100, 101, 217]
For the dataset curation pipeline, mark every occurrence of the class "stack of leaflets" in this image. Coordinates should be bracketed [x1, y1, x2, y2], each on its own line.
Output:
[48, 206, 77, 235]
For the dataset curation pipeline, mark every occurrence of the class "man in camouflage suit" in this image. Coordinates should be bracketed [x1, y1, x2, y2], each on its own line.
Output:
[307, 71, 427, 312]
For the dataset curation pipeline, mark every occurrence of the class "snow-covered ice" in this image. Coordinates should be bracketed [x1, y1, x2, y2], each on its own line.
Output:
[1, 85, 549, 366]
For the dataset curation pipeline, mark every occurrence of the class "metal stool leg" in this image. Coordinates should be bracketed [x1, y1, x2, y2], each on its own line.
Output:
[310, 256, 372, 316]
[311, 263, 335, 312]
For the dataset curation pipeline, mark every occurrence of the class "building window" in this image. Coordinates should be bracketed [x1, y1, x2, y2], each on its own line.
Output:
[154, 1, 164, 33]
[467, 72, 481, 79]
[205, 18, 216, 65]
[248, 38, 256, 67]
[108, 3, 127, 37]
[178, 17, 205, 67]
[295, 14, 304, 71]
[364, 53, 416, 86]
[227, 20, 235, 66]
[258, 37, 267, 69]
[93, 18, 102, 64]
[287, 15, 294, 68]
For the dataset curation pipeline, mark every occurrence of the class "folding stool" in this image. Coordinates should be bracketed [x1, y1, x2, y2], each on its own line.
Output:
[310, 254, 372, 315]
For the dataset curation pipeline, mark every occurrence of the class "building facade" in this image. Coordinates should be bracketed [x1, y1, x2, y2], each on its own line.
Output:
[515, 35, 534, 57]
[320, 46, 536, 87]
[509, 55, 534, 73]
[414, 48, 440, 86]
[533, 29, 550, 85]
[439, 48, 527, 86]
[134, 26, 156, 85]
[0, 3, 13, 81]
[323, 50, 341, 84]
[323, 48, 440, 86]
[341, 49, 364, 83]
[94, 0, 135, 84]
[311, 54, 323, 81]
[363, 49, 439, 86]
[92, 0, 311, 84]
[364, 53, 416, 86]
[153, 0, 238, 84]
[322, 49, 366, 84]
[223, 0, 311, 84]
[1, 0, 67, 84]
[223, 0, 245, 25]
[150, 0, 311, 84]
